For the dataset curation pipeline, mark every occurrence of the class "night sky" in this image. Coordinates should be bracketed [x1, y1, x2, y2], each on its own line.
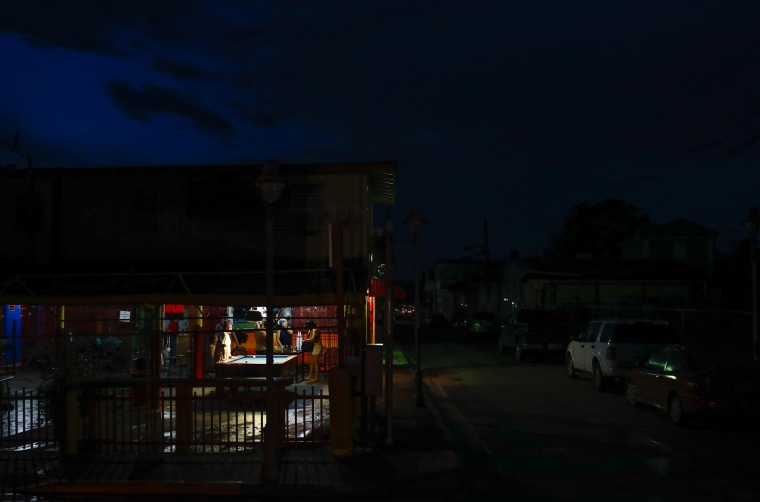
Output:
[3, 1, 760, 279]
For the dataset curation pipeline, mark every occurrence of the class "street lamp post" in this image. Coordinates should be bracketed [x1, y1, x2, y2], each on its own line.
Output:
[404, 205, 426, 407]
[257, 160, 285, 483]
[384, 210, 394, 445]
[745, 207, 759, 361]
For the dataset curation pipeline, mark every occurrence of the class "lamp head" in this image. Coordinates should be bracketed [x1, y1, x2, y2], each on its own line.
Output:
[257, 159, 285, 204]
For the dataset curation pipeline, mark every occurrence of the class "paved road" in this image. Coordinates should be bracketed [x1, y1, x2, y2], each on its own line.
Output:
[404, 338, 760, 502]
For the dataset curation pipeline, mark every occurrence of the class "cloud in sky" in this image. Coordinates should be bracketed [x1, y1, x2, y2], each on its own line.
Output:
[3, 0, 760, 278]
[102, 78, 236, 138]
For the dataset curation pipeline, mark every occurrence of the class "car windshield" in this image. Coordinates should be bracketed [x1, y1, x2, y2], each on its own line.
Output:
[687, 349, 757, 370]
[612, 323, 680, 344]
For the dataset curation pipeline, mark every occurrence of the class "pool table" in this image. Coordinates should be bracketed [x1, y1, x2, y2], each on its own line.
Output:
[214, 354, 299, 379]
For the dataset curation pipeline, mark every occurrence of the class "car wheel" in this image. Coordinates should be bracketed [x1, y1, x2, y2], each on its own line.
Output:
[669, 394, 689, 426]
[592, 362, 607, 392]
[625, 379, 639, 407]
[566, 354, 578, 379]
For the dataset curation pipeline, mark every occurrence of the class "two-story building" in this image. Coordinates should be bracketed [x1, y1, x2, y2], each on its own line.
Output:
[0, 161, 397, 371]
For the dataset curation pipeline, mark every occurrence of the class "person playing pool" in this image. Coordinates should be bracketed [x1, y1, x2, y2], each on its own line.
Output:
[213, 320, 239, 362]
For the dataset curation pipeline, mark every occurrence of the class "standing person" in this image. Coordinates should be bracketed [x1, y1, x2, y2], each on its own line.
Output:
[209, 316, 227, 363]
[166, 318, 180, 333]
[275, 317, 293, 350]
[163, 318, 180, 365]
[214, 317, 225, 332]
[302, 327, 323, 382]
[212, 319, 239, 395]
[213, 320, 239, 363]
[254, 319, 268, 354]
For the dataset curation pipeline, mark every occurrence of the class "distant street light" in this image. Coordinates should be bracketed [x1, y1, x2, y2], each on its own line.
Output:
[258, 159, 285, 483]
[745, 207, 759, 361]
[404, 205, 426, 407]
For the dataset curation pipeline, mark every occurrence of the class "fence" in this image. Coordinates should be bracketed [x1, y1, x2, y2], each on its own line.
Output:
[2, 378, 331, 455]
[1, 388, 54, 451]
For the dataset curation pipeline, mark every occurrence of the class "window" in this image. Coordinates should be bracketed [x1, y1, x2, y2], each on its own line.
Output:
[664, 350, 682, 372]
[599, 323, 614, 343]
[647, 351, 668, 371]
[581, 323, 601, 342]
[673, 241, 687, 260]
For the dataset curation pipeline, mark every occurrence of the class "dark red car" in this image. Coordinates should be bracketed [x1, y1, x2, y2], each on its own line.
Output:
[625, 345, 760, 426]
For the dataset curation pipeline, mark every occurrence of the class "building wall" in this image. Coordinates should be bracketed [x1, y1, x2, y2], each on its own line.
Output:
[623, 235, 714, 276]
[0, 166, 372, 269]
[543, 281, 697, 307]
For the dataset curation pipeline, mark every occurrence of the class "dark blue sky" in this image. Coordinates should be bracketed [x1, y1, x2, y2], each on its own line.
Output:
[3, 1, 760, 279]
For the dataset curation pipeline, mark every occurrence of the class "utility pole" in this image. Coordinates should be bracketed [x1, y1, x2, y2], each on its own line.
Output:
[384, 207, 394, 444]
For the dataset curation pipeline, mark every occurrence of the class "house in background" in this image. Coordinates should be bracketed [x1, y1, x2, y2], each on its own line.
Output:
[619, 218, 718, 277]
[426, 218, 720, 326]
[504, 218, 717, 317]
[423, 259, 504, 324]
[512, 258, 709, 310]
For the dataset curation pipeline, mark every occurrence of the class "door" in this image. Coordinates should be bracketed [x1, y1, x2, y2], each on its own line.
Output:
[576, 322, 601, 372]
[635, 349, 669, 406]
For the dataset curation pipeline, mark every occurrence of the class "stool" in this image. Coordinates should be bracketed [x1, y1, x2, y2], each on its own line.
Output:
[162, 354, 188, 377]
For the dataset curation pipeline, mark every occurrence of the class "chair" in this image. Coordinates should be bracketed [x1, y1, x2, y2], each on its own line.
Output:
[162, 350, 188, 378]
[317, 347, 339, 380]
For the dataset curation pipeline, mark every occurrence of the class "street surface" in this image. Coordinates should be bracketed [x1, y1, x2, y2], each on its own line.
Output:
[401, 334, 760, 502]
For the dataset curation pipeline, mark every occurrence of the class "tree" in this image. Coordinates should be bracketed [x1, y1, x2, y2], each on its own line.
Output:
[545, 199, 650, 261]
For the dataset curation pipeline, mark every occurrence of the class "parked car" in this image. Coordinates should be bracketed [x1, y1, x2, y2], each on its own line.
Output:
[449, 309, 469, 332]
[424, 314, 449, 328]
[625, 345, 760, 426]
[419, 314, 451, 341]
[566, 318, 680, 391]
[498, 308, 577, 361]
[460, 311, 500, 338]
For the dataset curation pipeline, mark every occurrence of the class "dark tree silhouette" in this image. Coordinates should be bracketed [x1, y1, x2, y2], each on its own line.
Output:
[545, 199, 651, 261]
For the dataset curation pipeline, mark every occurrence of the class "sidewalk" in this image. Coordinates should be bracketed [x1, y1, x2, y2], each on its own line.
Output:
[2, 355, 464, 501]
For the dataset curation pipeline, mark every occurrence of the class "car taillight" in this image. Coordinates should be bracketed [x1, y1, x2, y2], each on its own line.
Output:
[605, 346, 616, 360]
